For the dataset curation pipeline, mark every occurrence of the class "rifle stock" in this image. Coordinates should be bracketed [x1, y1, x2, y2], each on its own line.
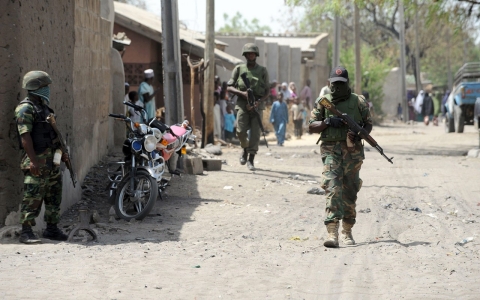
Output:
[319, 97, 393, 164]
[240, 72, 269, 148]
[46, 114, 77, 187]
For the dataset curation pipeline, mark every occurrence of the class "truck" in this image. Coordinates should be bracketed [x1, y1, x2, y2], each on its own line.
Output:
[445, 62, 480, 133]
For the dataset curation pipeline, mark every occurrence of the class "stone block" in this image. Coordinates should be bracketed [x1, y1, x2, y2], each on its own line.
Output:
[202, 158, 222, 171]
[467, 148, 480, 158]
[184, 157, 203, 175]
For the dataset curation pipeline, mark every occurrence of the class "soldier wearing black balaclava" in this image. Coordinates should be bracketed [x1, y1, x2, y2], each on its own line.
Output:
[309, 66, 373, 248]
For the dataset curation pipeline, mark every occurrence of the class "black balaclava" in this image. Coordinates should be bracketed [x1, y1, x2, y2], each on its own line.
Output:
[330, 81, 351, 103]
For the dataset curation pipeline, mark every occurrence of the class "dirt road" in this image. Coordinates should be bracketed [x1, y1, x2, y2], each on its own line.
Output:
[1, 122, 479, 299]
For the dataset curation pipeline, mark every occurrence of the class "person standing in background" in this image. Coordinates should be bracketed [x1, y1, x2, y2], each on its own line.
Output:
[270, 93, 289, 146]
[291, 98, 304, 139]
[124, 82, 130, 103]
[432, 91, 441, 126]
[421, 92, 434, 125]
[299, 79, 312, 110]
[397, 103, 403, 121]
[224, 105, 236, 143]
[138, 69, 159, 121]
[280, 82, 293, 103]
[289, 82, 298, 104]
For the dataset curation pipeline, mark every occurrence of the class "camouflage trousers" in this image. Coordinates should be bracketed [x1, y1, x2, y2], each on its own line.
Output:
[20, 168, 63, 226]
[320, 141, 363, 225]
[236, 109, 263, 155]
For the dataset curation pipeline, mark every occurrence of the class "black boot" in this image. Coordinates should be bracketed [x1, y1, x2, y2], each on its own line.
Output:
[247, 154, 255, 171]
[19, 224, 41, 244]
[43, 223, 68, 241]
[239, 148, 248, 165]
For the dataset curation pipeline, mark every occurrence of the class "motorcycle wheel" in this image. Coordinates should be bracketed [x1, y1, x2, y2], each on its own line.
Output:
[114, 169, 158, 221]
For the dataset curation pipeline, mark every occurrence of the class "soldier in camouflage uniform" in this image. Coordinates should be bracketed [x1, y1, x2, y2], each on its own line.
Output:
[15, 71, 69, 244]
[227, 43, 270, 171]
[309, 66, 372, 248]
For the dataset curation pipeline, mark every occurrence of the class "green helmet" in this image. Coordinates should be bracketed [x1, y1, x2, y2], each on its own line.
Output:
[242, 43, 259, 57]
[22, 71, 52, 90]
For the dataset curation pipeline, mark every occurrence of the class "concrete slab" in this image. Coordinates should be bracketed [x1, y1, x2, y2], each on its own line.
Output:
[202, 158, 222, 171]
[183, 157, 204, 175]
[467, 148, 480, 158]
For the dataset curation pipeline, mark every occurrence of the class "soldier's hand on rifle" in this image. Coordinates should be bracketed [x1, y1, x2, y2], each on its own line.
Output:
[240, 91, 248, 100]
[29, 160, 41, 176]
[325, 117, 345, 128]
[347, 130, 361, 143]
[61, 153, 70, 162]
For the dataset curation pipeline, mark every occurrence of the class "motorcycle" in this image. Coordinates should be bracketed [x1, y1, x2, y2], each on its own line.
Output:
[108, 102, 195, 220]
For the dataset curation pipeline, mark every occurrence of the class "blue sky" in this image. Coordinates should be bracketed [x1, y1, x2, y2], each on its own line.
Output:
[145, 0, 296, 33]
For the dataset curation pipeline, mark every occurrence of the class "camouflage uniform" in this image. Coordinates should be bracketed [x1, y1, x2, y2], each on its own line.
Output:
[15, 101, 63, 227]
[309, 93, 372, 226]
[227, 45, 269, 155]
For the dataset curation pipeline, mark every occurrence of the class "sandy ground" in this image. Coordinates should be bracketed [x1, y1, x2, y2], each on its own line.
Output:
[1, 121, 479, 300]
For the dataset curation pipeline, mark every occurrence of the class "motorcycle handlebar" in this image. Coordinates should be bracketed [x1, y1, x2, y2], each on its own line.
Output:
[123, 101, 148, 123]
[109, 114, 125, 119]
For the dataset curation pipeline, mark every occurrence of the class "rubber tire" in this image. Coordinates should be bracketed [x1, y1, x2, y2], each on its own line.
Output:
[445, 117, 455, 133]
[454, 105, 465, 133]
[114, 169, 158, 221]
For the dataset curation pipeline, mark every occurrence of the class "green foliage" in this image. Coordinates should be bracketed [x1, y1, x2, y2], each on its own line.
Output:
[218, 12, 271, 34]
[340, 44, 394, 115]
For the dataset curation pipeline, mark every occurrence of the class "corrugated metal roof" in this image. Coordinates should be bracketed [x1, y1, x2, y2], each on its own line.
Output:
[114, 2, 242, 69]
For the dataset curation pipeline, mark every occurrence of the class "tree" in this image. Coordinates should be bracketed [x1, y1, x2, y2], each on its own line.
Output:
[286, 0, 480, 90]
[217, 12, 271, 34]
[114, 0, 147, 10]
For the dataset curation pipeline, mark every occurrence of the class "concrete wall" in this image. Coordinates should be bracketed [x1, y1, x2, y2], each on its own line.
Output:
[308, 35, 329, 100]
[256, 39, 266, 67]
[290, 48, 302, 89]
[111, 48, 126, 147]
[266, 43, 279, 82]
[0, 0, 76, 224]
[215, 36, 254, 59]
[0, 0, 114, 225]
[382, 67, 401, 118]
[278, 45, 290, 84]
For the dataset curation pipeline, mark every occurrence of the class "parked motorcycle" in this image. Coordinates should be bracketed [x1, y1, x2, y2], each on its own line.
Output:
[108, 101, 195, 220]
[107, 106, 163, 221]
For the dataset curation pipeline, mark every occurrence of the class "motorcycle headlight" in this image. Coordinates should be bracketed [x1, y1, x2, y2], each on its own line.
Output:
[144, 135, 157, 152]
[131, 140, 142, 152]
[151, 128, 163, 141]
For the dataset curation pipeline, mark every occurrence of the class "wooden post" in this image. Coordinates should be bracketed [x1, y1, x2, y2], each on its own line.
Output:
[354, 4, 362, 95]
[187, 56, 204, 139]
[203, 0, 215, 146]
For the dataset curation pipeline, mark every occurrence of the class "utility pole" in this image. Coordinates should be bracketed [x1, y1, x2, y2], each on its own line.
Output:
[354, 4, 362, 95]
[203, 0, 215, 146]
[414, 0, 422, 93]
[399, 0, 408, 123]
[333, 15, 341, 68]
[447, 29, 453, 90]
[187, 56, 204, 140]
[161, 0, 184, 125]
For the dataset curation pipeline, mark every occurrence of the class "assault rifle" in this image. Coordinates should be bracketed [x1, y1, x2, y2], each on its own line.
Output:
[46, 114, 77, 187]
[319, 97, 393, 164]
[240, 72, 268, 148]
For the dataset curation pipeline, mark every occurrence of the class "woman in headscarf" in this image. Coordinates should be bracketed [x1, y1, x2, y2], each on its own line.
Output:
[138, 69, 160, 121]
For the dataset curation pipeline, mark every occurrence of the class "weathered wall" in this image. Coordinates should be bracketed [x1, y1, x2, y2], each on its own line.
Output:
[266, 42, 279, 82]
[72, 0, 113, 201]
[0, 0, 114, 225]
[0, 0, 75, 224]
[382, 67, 401, 118]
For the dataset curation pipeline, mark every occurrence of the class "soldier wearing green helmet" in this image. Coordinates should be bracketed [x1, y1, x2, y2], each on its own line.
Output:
[227, 43, 270, 171]
[14, 70, 70, 244]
